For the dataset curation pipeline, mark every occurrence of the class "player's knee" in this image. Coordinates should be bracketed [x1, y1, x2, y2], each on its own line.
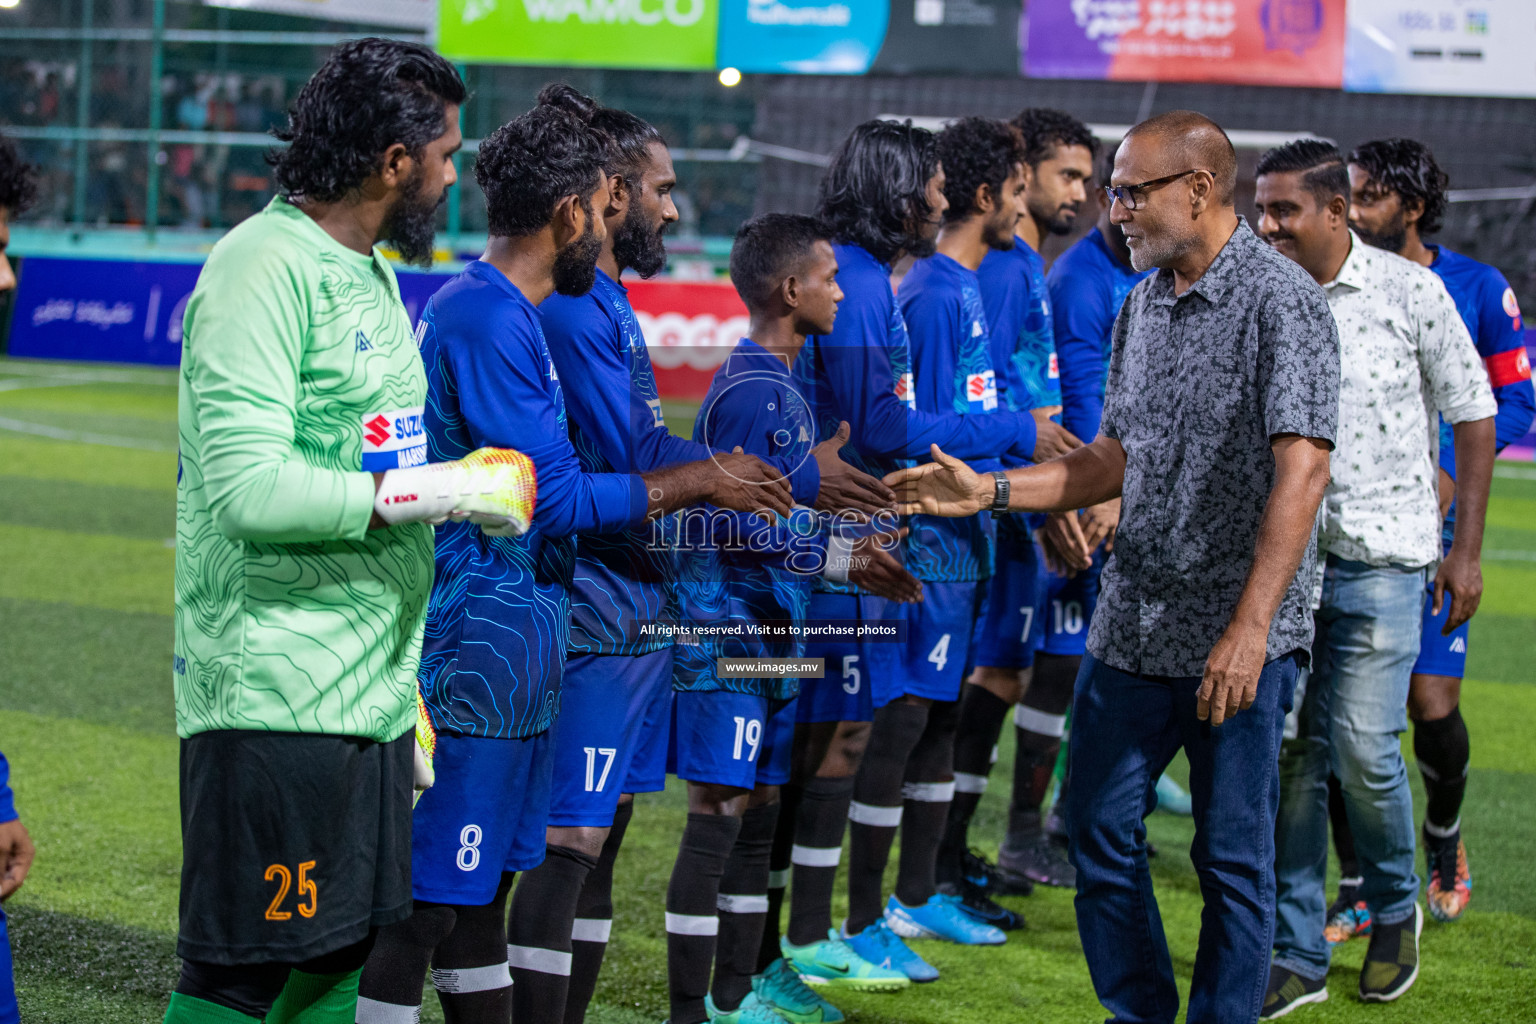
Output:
[748, 783, 781, 808]
[547, 824, 609, 860]
[687, 781, 750, 816]
[1408, 674, 1461, 722]
[821, 720, 871, 776]
[971, 665, 1026, 704]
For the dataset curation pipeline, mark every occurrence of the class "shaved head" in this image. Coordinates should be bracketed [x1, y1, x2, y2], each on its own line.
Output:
[1123, 110, 1236, 206]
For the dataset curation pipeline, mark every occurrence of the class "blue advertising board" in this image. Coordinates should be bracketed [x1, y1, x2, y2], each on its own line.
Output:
[6, 256, 455, 366]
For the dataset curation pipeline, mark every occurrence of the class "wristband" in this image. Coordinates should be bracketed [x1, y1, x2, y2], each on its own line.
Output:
[989, 471, 1011, 518]
[823, 533, 855, 583]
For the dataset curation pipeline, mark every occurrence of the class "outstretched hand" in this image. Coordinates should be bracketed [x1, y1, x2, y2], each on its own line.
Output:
[812, 421, 897, 517]
[883, 445, 992, 518]
[847, 527, 923, 603]
[706, 447, 796, 519]
[0, 817, 34, 901]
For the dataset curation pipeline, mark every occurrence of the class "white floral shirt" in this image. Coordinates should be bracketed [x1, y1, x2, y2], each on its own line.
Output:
[1319, 234, 1496, 567]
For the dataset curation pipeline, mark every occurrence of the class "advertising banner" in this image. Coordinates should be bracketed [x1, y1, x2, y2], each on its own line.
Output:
[1023, 0, 1347, 87]
[203, 0, 435, 31]
[6, 256, 738, 403]
[1343, 0, 1536, 97]
[437, 0, 719, 70]
[716, 0, 1020, 75]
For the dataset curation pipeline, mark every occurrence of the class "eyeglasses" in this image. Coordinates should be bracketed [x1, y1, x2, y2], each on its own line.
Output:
[1104, 169, 1205, 211]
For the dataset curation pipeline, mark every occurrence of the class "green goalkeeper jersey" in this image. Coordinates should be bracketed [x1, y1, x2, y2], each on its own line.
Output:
[174, 196, 433, 742]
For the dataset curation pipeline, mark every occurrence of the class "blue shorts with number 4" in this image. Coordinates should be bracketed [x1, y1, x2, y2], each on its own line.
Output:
[1413, 530, 1468, 678]
[796, 592, 895, 724]
[974, 529, 1044, 669]
[671, 690, 796, 789]
[411, 730, 553, 905]
[547, 648, 673, 828]
[890, 580, 988, 703]
[1040, 550, 1103, 657]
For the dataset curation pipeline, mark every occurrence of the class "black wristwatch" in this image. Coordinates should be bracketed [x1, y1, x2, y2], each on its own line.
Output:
[988, 471, 1010, 518]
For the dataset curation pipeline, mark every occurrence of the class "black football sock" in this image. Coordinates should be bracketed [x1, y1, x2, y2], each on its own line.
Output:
[430, 874, 514, 1024]
[508, 847, 596, 1024]
[896, 699, 958, 907]
[667, 812, 743, 1024]
[563, 800, 633, 1024]
[712, 802, 781, 1012]
[847, 701, 929, 933]
[356, 904, 458, 1022]
[1415, 706, 1470, 840]
[786, 774, 853, 946]
[757, 783, 799, 972]
[1006, 655, 1075, 849]
[940, 684, 1011, 885]
[1327, 773, 1361, 889]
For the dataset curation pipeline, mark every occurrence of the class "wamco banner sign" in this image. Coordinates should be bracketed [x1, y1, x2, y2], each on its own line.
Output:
[438, 0, 720, 69]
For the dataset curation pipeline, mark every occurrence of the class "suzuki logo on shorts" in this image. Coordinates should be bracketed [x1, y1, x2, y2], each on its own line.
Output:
[365, 415, 392, 448]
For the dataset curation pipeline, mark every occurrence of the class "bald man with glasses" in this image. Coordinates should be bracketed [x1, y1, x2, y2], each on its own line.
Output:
[884, 111, 1340, 1024]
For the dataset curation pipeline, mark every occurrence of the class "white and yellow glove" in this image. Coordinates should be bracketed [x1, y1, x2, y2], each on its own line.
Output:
[413, 689, 437, 808]
[375, 447, 537, 536]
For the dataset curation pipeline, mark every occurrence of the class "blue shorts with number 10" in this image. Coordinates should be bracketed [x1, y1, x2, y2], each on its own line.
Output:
[1039, 549, 1103, 657]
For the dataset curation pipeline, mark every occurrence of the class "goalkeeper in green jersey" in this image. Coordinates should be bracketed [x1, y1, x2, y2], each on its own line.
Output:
[167, 39, 532, 1024]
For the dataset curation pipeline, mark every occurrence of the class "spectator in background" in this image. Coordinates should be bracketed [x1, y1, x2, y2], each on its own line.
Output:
[0, 129, 41, 1024]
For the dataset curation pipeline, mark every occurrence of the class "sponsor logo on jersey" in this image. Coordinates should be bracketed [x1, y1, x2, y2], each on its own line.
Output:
[355, 329, 372, 352]
[895, 371, 917, 410]
[647, 398, 666, 428]
[361, 405, 428, 471]
[1503, 286, 1522, 326]
[1048, 352, 1060, 380]
[971, 319, 984, 338]
[967, 370, 998, 413]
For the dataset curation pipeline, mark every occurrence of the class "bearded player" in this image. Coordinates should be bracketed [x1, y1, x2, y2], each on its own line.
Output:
[169, 41, 535, 1024]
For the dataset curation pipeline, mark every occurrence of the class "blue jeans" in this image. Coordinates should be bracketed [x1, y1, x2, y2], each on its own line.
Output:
[1068, 650, 1300, 1024]
[1273, 557, 1425, 979]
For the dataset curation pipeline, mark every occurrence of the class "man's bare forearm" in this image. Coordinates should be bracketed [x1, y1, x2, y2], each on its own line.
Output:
[1228, 435, 1332, 633]
[1001, 437, 1126, 514]
[1448, 417, 1494, 560]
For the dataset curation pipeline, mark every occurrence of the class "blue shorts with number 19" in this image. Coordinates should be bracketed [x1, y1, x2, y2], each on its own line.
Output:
[671, 691, 796, 789]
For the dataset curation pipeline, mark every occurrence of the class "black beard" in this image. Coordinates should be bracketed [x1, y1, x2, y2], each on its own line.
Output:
[553, 220, 603, 297]
[612, 202, 668, 279]
[380, 169, 441, 268]
[1355, 214, 1407, 254]
[1031, 197, 1078, 237]
[984, 213, 1018, 251]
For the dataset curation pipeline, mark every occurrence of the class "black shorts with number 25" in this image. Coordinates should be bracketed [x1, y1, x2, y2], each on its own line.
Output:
[176, 729, 414, 965]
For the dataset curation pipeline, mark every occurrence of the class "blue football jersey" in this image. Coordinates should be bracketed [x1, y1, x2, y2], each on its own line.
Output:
[674, 340, 821, 698]
[418, 262, 647, 739]
[980, 239, 1061, 423]
[898, 253, 999, 583]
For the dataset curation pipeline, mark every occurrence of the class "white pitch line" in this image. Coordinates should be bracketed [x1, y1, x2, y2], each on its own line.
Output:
[0, 415, 177, 452]
[1485, 549, 1536, 563]
[1494, 464, 1536, 482]
[0, 363, 178, 386]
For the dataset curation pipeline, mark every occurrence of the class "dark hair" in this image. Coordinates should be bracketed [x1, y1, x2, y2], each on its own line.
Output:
[816, 119, 940, 266]
[1124, 109, 1237, 206]
[1348, 138, 1450, 236]
[270, 38, 465, 203]
[1256, 139, 1348, 208]
[1011, 108, 1098, 168]
[936, 117, 1025, 223]
[476, 105, 605, 239]
[0, 132, 38, 215]
[537, 82, 666, 187]
[730, 213, 828, 311]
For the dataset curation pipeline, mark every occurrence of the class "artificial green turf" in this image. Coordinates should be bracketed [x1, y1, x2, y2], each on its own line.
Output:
[4, 358, 1536, 1022]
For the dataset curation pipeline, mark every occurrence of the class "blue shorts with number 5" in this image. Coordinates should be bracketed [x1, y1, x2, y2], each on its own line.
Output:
[411, 730, 553, 905]
[670, 691, 796, 789]
[796, 592, 896, 724]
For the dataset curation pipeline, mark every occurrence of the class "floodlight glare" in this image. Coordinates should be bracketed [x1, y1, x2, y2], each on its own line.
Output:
[718, 67, 742, 87]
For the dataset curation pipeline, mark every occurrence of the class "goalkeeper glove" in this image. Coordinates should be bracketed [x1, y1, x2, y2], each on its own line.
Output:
[374, 447, 537, 536]
[413, 688, 437, 808]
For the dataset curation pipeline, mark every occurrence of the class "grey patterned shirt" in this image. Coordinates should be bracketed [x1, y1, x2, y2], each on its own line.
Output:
[1090, 219, 1340, 677]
